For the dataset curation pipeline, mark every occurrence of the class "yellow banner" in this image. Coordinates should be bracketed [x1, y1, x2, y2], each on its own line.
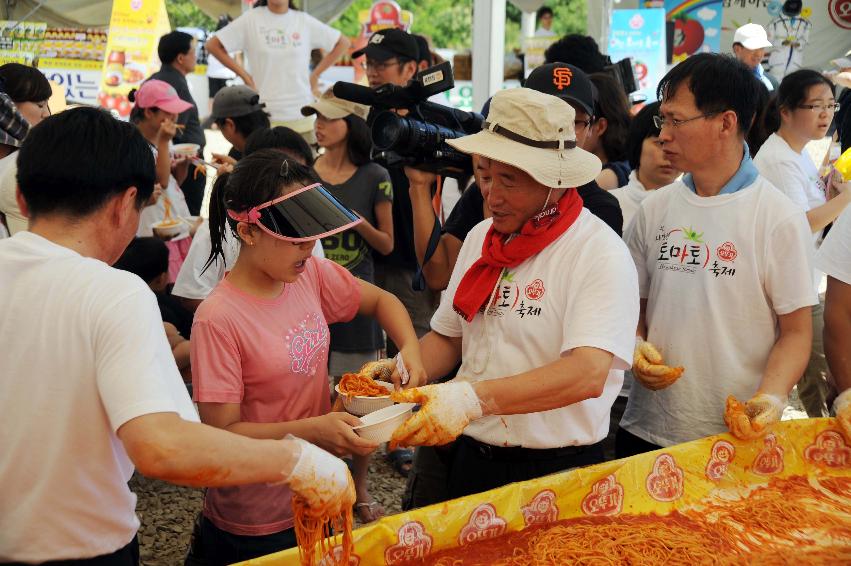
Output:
[97, 0, 170, 118]
[241, 418, 851, 565]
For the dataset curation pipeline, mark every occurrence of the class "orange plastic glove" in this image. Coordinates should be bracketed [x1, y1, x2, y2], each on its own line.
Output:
[358, 358, 395, 383]
[388, 381, 483, 450]
[633, 338, 684, 391]
[833, 389, 851, 442]
[282, 435, 355, 516]
[724, 393, 785, 441]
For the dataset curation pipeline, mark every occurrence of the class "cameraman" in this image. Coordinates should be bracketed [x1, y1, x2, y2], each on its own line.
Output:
[354, 27, 433, 477]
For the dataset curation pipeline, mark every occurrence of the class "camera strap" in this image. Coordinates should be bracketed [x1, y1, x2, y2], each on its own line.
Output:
[412, 215, 442, 292]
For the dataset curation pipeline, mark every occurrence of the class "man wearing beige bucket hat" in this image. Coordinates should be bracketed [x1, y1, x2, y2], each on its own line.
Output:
[387, 87, 640, 498]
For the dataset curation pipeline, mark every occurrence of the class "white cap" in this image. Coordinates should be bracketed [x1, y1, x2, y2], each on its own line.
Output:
[733, 23, 772, 50]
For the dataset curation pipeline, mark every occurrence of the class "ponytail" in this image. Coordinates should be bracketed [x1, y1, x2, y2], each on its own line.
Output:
[763, 94, 781, 135]
[203, 173, 231, 274]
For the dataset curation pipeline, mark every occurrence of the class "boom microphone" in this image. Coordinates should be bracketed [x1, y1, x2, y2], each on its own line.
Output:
[332, 82, 378, 106]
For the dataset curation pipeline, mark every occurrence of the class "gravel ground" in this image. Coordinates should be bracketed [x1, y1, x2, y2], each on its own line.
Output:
[131, 445, 406, 566]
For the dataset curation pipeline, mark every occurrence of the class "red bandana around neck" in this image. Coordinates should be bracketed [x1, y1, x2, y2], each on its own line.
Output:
[452, 189, 584, 322]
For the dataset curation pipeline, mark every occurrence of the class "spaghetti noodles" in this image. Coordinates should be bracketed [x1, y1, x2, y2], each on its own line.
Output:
[338, 372, 390, 397]
[404, 475, 851, 565]
[292, 476, 355, 566]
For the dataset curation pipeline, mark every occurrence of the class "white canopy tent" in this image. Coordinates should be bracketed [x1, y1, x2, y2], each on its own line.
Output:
[6, 1, 847, 111]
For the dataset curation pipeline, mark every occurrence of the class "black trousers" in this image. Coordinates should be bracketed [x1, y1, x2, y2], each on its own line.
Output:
[447, 435, 605, 499]
[3, 537, 138, 566]
[615, 428, 663, 459]
[198, 515, 296, 566]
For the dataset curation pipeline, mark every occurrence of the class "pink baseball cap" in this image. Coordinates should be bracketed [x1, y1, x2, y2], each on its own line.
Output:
[133, 79, 193, 114]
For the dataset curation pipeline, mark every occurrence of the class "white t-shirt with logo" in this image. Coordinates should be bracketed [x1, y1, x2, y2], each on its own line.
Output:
[172, 220, 325, 301]
[0, 232, 198, 563]
[215, 7, 341, 122]
[816, 206, 851, 285]
[621, 179, 816, 447]
[431, 209, 639, 449]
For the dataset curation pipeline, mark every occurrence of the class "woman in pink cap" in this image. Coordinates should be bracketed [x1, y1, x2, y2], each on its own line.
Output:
[129, 79, 198, 280]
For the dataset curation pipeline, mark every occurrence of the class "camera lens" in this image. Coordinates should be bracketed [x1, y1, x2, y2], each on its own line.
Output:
[372, 111, 408, 151]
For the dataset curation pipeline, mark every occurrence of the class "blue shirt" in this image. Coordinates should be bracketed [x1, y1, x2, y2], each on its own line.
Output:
[683, 143, 759, 196]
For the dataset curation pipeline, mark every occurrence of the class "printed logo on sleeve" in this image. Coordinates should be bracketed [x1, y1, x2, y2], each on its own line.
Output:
[705, 440, 735, 481]
[646, 453, 684, 502]
[581, 474, 624, 516]
[287, 312, 329, 375]
[458, 503, 508, 546]
[521, 490, 559, 527]
[804, 430, 851, 468]
[753, 433, 784, 476]
[384, 522, 432, 565]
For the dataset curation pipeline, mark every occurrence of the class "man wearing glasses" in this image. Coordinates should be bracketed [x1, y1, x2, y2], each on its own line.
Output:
[616, 54, 816, 458]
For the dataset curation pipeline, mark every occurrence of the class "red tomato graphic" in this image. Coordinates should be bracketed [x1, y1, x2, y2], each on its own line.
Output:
[673, 18, 704, 57]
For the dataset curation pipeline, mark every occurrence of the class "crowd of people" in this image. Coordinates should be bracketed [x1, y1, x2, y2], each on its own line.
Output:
[2, 2, 851, 564]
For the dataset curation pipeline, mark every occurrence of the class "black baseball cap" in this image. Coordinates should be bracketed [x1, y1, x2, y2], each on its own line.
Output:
[211, 85, 265, 119]
[352, 28, 419, 62]
[525, 63, 596, 117]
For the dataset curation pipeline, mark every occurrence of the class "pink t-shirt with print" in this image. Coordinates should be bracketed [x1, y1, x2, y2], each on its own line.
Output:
[191, 257, 360, 536]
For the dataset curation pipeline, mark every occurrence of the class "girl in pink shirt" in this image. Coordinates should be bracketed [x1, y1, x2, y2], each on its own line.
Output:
[190, 149, 425, 565]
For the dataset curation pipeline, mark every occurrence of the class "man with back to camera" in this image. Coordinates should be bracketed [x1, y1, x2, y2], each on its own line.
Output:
[616, 53, 815, 457]
[732, 23, 776, 92]
[0, 107, 353, 565]
[150, 30, 207, 216]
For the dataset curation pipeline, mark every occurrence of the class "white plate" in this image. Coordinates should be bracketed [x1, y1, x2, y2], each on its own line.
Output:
[353, 403, 416, 444]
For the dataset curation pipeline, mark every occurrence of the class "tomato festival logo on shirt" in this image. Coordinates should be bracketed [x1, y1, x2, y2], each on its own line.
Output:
[521, 490, 559, 527]
[716, 241, 738, 262]
[486, 271, 519, 317]
[525, 278, 546, 301]
[705, 440, 735, 481]
[655, 225, 711, 273]
[581, 474, 624, 516]
[319, 546, 359, 566]
[459, 503, 508, 546]
[753, 433, 784, 476]
[655, 225, 738, 279]
[804, 430, 851, 468]
[287, 312, 329, 374]
[646, 453, 684, 502]
[384, 521, 433, 565]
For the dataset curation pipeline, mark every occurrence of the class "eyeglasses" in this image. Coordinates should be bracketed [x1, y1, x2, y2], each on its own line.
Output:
[360, 59, 401, 72]
[798, 103, 840, 113]
[653, 112, 717, 129]
[574, 119, 591, 130]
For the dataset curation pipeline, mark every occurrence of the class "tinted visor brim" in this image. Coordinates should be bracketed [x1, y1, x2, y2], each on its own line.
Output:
[258, 184, 360, 241]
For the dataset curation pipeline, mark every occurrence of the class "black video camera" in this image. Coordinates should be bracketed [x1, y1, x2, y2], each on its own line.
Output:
[332, 61, 484, 178]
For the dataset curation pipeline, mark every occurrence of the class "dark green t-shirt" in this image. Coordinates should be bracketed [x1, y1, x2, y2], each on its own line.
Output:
[320, 162, 393, 352]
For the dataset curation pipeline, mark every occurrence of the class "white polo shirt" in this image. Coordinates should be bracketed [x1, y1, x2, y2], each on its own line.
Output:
[0, 232, 198, 563]
[431, 209, 639, 449]
[621, 179, 816, 447]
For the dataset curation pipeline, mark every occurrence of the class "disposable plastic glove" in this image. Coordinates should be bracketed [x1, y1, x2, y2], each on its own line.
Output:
[282, 435, 355, 516]
[633, 338, 684, 391]
[833, 389, 851, 442]
[388, 381, 483, 450]
[724, 393, 785, 441]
